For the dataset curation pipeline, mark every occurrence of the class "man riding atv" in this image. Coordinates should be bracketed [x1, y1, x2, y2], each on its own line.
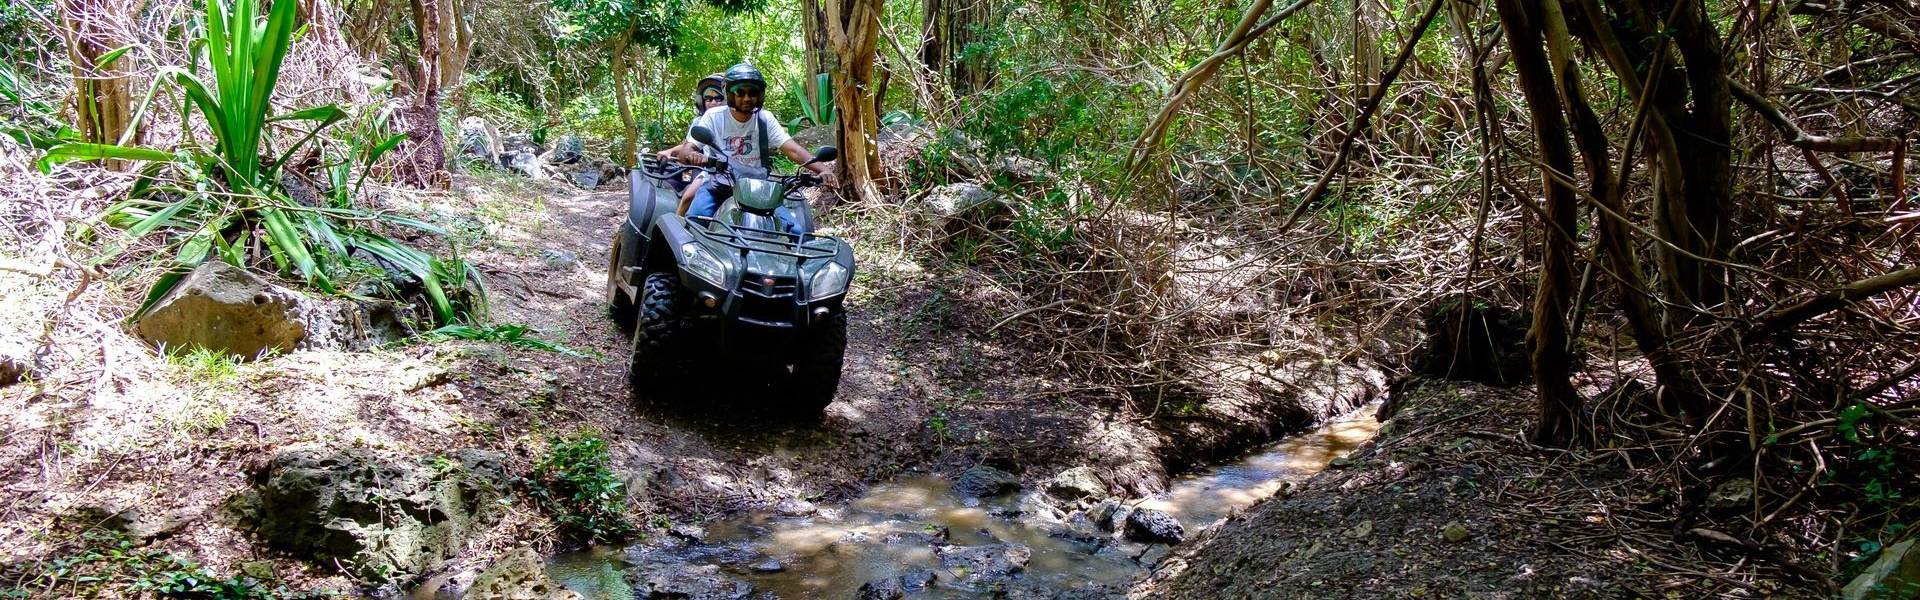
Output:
[607, 62, 852, 417]
[662, 63, 835, 234]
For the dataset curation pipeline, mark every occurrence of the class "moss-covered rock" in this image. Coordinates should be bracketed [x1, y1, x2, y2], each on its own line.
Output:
[248, 447, 507, 582]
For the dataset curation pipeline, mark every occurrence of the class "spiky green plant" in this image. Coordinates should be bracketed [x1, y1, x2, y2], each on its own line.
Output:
[785, 73, 835, 130]
[34, 0, 485, 325]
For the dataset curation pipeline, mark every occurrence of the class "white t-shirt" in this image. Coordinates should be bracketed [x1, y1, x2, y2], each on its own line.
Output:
[685, 105, 792, 183]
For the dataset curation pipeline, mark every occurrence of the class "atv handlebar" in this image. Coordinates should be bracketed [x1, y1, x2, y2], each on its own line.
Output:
[642, 155, 827, 192]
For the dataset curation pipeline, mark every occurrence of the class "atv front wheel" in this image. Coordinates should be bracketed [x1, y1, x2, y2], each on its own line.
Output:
[783, 310, 847, 416]
[629, 271, 691, 396]
[605, 234, 636, 331]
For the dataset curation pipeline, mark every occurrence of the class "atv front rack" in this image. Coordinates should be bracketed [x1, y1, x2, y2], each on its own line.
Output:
[687, 215, 839, 260]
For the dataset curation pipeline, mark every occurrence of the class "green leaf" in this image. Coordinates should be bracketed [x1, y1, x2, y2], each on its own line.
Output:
[96, 45, 134, 68]
[35, 142, 176, 171]
[267, 105, 347, 125]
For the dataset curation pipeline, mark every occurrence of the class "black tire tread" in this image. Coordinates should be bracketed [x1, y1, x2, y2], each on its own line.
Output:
[629, 272, 689, 393]
[786, 311, 847, 416]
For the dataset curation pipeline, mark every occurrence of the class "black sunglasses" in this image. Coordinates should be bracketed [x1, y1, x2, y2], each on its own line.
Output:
[702, 94, 724, 102]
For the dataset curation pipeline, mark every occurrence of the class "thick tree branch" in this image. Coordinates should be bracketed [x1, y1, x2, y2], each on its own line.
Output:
[1753, 266, 1920, 335]
[1729, 80, 1903, 152]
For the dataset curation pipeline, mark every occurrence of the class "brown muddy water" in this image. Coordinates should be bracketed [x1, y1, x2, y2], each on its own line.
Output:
[545, 404, 1381, 599]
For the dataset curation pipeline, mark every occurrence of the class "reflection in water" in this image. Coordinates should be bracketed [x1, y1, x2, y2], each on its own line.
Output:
[548, 403, 1381, 599]
[1139, 409, 1382, 526]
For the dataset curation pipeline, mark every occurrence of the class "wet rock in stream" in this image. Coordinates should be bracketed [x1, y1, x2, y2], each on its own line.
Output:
[623, 559, 753, 599]
[954, 465, 1022, 498]
[1124, 508, 1186, 544]
[855, 578, 905, 600]
[936, 543, 1032, 589]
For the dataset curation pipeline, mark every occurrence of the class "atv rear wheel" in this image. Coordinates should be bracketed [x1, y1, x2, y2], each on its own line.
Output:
[605, 234, 636, 331]
[629, 271, 691, 396]
[783, 310, 847, 416]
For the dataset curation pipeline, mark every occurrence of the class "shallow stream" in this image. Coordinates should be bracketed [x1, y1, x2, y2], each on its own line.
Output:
[547, 404, 1381, 599]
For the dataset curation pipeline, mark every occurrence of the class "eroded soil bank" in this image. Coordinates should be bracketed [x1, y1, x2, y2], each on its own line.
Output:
[0, 173, 1384, 597]
[1134, 380, 1831, 599]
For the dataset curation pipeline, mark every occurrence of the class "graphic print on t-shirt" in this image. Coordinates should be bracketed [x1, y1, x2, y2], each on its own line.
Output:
[722, 115, 758, 167]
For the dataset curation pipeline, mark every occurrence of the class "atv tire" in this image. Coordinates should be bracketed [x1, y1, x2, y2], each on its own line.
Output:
[783, 310, 847, 416]
[605, 234, 636, 331]
[629, 271, 691, 397]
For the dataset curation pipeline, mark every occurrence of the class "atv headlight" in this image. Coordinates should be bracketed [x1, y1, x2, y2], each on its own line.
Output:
[808, 262, 850, 300]
[681, 243, 732, 287]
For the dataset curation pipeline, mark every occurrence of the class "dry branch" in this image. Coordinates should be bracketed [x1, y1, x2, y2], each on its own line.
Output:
[1274, 0, 1447, 232]
[1752, 266, 1920, 335]
[1729, 80, 1903, 153]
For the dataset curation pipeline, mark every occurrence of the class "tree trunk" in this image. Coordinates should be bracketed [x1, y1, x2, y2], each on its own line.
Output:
[398, 0, 448, 188]
[58, 0, 136, 149]
[1497, 0, 1581, 447]
[804, 0, 834, 103]
[611, 36, 639, 167]
[825, 0, 884, 202]
[920, 0, 992, 96]
[437, 0, 472, 91]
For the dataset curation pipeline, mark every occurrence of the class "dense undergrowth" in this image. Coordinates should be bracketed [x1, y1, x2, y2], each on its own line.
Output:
[1, 0, 1916, 595]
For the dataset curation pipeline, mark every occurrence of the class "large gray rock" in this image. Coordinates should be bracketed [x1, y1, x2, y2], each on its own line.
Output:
[1123, 508, 1185, 544]
[135, 261, 306, 360]
[463, 548, 583, 600]
[541, 135, 585, 165]
[509, 151, 544, 179]
[458, 116, 503, 167]
[568, 166, 603, 189]
[953, 465, 1021, 498]
[923, 183, 1008, 234]
[250, 447, 507, 582]
[1046, 466, 1108, 501]
[1844, 539, 1920, 600]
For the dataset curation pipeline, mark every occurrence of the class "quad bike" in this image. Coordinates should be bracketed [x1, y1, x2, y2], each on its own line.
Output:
[605, 128, 851, 415]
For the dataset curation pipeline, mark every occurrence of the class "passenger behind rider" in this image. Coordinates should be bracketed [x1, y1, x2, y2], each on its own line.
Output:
[663, 63, 835, 235]
[653, 72, 728, 215]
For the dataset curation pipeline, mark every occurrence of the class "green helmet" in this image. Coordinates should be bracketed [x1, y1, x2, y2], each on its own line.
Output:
[724, 63, 766, 94]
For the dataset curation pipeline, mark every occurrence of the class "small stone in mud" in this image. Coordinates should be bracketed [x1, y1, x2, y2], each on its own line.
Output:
[775, 498, 817, 517]
[1345, 519, 1373, 539]
[953, 465, 1021, 498]
[750, 559, 784, 573]
[540, 249, 578, 269]
[1124, 508, 1186, 545]
[1443, 521, 1470, 543]
[856, 578, 906, 600]
[899, 568, 938, 591]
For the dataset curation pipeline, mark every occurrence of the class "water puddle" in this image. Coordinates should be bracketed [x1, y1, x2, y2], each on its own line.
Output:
[548, 404, 1381, 598]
